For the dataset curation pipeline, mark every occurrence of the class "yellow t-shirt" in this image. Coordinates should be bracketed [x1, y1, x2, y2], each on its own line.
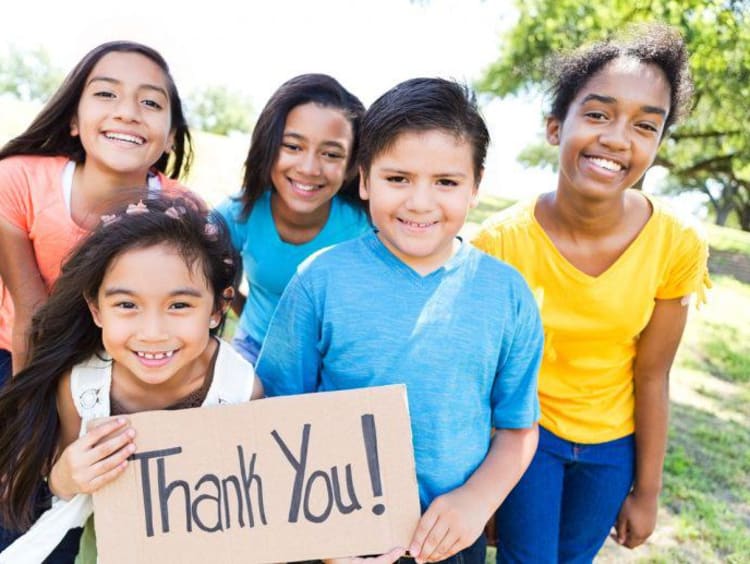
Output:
[472, 193, 709, 443]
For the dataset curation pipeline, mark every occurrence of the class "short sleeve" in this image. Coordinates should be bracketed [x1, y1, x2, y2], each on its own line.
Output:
[491, 275, 543, 429]
[215, 196, 247, 252]
[656, 222, 710, 306]
[0, 157, 33, 232]
[470, 222, 502, 257]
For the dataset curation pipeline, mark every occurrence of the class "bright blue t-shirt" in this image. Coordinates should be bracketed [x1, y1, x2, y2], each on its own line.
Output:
[216, 191, 370, 346]
[256, 231, 543, 510]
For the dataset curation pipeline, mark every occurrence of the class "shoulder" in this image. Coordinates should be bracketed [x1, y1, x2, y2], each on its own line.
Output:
[646, 194, 708, 251]
[298, 235, 366, 276]
[214, 193, 245, 222]
[0, 155, 67, 185]
[471, 198, 537, 252]
[330, 196, 371, 231]
[466, 245, 534, 292]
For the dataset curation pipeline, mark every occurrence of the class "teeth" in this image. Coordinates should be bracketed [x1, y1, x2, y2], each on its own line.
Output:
[136, 350, 174, 360]
[401, 219, 435, 228]
[588, 157, 623, 172]
[292, 181, 319, 192]
[105, 132, 144, 145]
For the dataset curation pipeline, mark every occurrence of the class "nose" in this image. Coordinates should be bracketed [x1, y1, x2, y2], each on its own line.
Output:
[114, 96, 141, 123]
[137, 312, 169, 341]
[405, 182, 435, 212]
[297, 150, 322, 177]
[599, 118, 630, 151]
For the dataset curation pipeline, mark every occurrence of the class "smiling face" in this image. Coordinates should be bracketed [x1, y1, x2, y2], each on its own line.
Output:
[548, 57, 671, 201]
[87, 244, 221, 395]
[71, 51, 175, 183]
[270, 102, 353, 223]
[360, 129, 479, 275]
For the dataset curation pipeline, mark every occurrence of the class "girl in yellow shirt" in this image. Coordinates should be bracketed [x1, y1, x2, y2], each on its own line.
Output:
[473, 24, 709, 563]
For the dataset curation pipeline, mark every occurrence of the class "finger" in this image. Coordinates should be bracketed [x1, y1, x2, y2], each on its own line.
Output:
[425, 529, 458, 563]
[614, 512, 628, 545]
[409, 509, 439, 560]
[83, 455, 131, 493]
[90, 427, 136, 463]
[81, 417, 129, 448]
[369, 547, 406, 564]
[436, 537, 464, 563]
[417, 519, 450, 564]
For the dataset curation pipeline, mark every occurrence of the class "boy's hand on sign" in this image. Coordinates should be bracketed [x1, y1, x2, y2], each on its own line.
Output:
[50, 417, 136, 499]
[408, 486, 486, 563]
[324, 546, 405, 564]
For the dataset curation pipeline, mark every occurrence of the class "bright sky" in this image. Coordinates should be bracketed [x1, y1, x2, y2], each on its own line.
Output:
[0, 0, 557, 199]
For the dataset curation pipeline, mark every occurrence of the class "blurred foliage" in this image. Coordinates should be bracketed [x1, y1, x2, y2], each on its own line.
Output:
[478, 0, 750, 230]
[185, 85, 254, 136]
[0, 45, 63, 103]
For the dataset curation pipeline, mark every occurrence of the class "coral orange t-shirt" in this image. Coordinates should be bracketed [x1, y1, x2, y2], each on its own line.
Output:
[0, 155, 185, 351]
[472, 192, 710, 443]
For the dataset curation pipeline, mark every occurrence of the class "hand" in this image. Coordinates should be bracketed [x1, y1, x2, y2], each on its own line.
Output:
[324, 547, 405, 564]
[408, 486, 488, 563]
[612, 490, 659, 549]
[49, 417, 136, 499]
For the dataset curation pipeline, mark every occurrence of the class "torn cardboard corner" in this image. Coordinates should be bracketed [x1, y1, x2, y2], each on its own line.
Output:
[93, 384, 420, 564]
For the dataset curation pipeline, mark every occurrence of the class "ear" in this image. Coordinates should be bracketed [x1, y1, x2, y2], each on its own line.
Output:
[217, 286, 235, 318]
[358, 166, 370, 201]
[165, 129, 177, 154]
[546, 116, 561, 146]
[86, 297, 103, 328]
[70, 116, 79, 137]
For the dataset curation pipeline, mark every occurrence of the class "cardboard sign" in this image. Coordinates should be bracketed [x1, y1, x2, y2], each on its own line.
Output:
[93, 384, 420, 563]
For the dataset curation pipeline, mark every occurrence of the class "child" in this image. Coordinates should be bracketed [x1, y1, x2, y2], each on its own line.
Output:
[256, 78, 543, 564]
[0, 194, 262, 562]
[215, 74, 370, 365]
[472, 24, 709, 563]
[0, 40, 192, 386]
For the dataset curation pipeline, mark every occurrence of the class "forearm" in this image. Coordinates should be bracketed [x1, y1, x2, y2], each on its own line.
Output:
[462, 425, 538, 516]
[632, 371, 669, 496]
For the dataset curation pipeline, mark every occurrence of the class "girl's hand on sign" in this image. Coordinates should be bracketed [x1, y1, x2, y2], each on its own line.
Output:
[49, 417, 136, 499]
[324, 546, 405, 564]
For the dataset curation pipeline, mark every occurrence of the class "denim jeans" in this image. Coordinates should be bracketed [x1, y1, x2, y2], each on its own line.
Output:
[496, 427, 634, 564]
[0, 348, 11, 389]
[231, 329, 262, 366]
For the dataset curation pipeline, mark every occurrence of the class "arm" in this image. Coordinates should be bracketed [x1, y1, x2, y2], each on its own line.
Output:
[0, 217, 48, 373]
[615, 297, 689, 548]
[48, 372, 136, 499]
[409, 426, 538, 563]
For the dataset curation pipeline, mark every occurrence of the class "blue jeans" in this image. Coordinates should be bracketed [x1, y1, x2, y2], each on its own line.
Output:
[496, 427, 634, 564]
[232, 329, 262, 366]
[0, 348, 11, 389]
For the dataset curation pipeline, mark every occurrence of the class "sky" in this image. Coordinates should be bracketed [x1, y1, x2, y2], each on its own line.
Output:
[0, 0, 559, 199]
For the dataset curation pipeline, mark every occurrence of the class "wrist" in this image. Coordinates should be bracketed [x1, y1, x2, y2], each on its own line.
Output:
[48, 463, 74, 501]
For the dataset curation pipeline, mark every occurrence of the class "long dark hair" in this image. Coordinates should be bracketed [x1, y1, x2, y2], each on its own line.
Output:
[239, 73, 366, 218]
[0, 40, 193, 178]
[0, 193, 237, 529]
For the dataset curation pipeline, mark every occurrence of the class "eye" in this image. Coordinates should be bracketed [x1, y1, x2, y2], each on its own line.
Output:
[637, 122, 659, 133]
[93, 90, 116, 99]
[436, 178, 458, 187]
[142, 99, 164, 110]
[114, 301, 136, 310]
[386, 175, 409, 184]
[585, 111, 608, 121]
[282, 143, 302, 152]
[169, 302, 192, 310]
[322, 151, 345, 160]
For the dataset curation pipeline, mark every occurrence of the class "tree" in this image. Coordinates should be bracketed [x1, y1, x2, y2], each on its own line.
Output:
[0, 45, 63, 103]
[478, 0, 750, 230]
[186, 86, 254, 136]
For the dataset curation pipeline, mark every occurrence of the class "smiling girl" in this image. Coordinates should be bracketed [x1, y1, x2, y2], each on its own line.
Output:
[0, 41, 192, 387]
[216, 74, 370, 364]
[473, 25, 709, 562]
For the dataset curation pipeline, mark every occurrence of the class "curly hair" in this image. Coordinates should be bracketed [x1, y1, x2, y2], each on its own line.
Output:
[549, 23, 693, 133]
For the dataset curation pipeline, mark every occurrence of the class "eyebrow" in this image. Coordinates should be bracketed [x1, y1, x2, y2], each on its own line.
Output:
[87, 76, 169, 98]
[103, 287, 203, 298]
[581, 93, 667, 117]
[283, 131, 347, 151]
[379, 167, 468, 178]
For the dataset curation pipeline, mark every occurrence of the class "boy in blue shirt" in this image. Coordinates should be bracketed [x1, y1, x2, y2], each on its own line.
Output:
[256, 78, 543, 564]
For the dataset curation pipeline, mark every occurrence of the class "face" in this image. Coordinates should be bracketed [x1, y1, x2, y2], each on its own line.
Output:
[270, 102, 353, 220]
[71, 51, 175, 182]
[547, 58, 671, 201]
[88, 244, 221, 391]
[360, 130, 479, 275]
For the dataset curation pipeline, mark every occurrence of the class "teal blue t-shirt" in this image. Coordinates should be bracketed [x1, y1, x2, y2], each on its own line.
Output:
[256, 232, 543, 510]
[216, 191, 370, 345]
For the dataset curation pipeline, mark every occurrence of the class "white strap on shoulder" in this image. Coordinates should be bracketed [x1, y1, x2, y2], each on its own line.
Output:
[70, 354, 113, 435]
[203, 339, 256, 406]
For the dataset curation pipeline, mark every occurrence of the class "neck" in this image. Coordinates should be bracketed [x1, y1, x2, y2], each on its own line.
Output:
[545, 189, 628, 238]
[270, 192, 332, 244]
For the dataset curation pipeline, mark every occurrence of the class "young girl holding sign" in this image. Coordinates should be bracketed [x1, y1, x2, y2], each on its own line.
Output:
[216, 74, 370, 365]
[473, 25, 708, 562]
[0, 40, 192, 385]
[0, 194, 262, 562]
